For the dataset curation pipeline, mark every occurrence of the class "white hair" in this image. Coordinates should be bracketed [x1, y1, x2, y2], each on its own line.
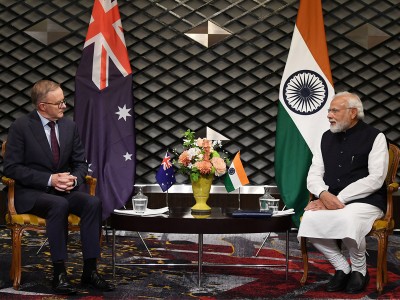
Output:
[334, 91, 364, 119]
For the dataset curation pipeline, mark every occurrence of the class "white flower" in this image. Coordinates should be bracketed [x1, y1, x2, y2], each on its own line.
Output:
[187, 147, 201, 160]
[213, 140, 222, 148]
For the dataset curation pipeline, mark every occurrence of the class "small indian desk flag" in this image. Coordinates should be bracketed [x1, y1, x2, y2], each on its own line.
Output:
[156, 151, 176, 192]
[224, 151, 249, 192]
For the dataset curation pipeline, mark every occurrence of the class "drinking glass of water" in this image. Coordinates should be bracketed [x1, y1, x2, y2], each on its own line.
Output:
[259, 186, 272, 211]
[259, 186, 279, 212]
[132, 186, 148, 214]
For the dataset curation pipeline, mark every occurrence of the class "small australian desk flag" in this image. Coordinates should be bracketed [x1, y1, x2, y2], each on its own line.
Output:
[156, 151, 176, 192]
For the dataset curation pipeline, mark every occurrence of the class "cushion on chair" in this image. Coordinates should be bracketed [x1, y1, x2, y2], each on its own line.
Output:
[370, 219, 395, 231]
[7, 214, 47, 226]
[6, 213, 81, 226]
[68, 214, 81, 226]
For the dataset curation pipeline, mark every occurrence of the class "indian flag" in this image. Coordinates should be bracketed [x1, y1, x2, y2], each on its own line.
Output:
[275, 0, 335, 227]
[224, 152, 249, 193]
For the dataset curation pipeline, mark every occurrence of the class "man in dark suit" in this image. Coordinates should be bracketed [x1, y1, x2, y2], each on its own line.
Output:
[4, 80, 114, 294]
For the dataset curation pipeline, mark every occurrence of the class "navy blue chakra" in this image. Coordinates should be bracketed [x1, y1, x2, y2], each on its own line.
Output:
[228, 168, 236, 175]
[283, 70, 328, 115]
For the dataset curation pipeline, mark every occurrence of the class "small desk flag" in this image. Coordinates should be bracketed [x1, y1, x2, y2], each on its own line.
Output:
[156, 151, 176, 192]
[224, 151, 249, 192]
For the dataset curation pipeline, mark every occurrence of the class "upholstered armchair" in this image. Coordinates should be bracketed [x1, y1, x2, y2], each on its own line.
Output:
[1, 141, 97, 290]
[300, 143, 400, 294]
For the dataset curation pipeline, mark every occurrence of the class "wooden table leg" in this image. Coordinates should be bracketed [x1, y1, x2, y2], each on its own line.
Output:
[198, 233, 203, 287]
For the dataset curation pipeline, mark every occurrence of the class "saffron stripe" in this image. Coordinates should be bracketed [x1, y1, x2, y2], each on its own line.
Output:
[232, 152, 249, 185]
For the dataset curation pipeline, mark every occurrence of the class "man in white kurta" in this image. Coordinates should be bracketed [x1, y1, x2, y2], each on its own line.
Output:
[297, 92, 388, 294]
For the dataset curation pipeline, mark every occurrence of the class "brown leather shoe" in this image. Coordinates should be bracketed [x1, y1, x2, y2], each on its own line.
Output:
[81, 270, 115, 291]
[52, 273, 77, 295]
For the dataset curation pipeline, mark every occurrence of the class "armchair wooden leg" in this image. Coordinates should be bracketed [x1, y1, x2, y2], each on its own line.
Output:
[382, 235, 389, 285]
[300, 236, 309, 285]
[9, 228, 16, 282]
[11, 226, 23, 290]
[375, 232, 385, 294]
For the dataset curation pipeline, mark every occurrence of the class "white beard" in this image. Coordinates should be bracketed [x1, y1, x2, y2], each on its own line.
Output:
[330, 120, 351, 133]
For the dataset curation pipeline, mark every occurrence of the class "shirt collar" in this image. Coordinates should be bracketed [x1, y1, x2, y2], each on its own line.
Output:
[36, 110, 56, 127]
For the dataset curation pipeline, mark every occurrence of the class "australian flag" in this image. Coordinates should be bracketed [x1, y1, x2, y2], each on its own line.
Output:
[74, 0, 135, 220]
[156, 152, 176, 192]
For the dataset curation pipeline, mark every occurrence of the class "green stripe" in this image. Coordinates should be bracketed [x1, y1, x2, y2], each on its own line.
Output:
[223, 173, 235, 193]
[275, 102, 312, 227]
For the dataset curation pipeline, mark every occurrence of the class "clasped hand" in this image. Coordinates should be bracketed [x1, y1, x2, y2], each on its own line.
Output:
[304, 191, 345, 211]
[51, 172, 77, 192]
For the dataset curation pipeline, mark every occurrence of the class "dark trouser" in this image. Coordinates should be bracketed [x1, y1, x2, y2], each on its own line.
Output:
[29, 190, 102, 262]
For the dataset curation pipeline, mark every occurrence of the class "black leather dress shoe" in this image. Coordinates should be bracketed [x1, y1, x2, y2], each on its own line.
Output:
[81, 270, 115, 291]
[326, 270, 351, 292]
[345, 271, 370, 294]
[52, 273, 77, 295]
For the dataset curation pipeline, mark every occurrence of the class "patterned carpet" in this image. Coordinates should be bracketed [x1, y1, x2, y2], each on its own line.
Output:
[0, 227, 400, 299]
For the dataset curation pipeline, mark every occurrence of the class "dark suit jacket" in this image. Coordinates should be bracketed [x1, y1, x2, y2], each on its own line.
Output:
[4, 110, 88, 213]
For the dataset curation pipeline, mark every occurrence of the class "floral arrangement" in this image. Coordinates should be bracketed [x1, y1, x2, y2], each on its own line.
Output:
[174, 129, 230, 182]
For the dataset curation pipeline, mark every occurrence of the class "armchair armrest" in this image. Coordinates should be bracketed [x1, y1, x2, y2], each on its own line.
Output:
[85, 175, 97, 196]
[388, 182, 399, 193]
[1, 176, 17, 215]
[382, 182, 399, 223]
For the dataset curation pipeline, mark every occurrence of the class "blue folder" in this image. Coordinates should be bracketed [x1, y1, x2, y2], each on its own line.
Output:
[231, 210, 273, 218]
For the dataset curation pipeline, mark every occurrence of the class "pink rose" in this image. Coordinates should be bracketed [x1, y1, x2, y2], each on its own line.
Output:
[196, 138, 204, 147]
[211, 157, 226, 176]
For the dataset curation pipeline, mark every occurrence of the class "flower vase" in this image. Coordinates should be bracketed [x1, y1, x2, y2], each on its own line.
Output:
[191, 174, 213, 213]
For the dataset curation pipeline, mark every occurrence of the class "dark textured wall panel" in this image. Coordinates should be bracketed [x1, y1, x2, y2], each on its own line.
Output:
[1, 0, 399, 184]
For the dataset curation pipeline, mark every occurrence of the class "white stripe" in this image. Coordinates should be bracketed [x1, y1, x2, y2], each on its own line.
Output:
[279, 26, 334, 154]
[229, 161, 241, 189]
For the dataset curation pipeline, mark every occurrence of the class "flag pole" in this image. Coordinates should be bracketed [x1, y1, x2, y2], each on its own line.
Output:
[166, 148, 170, 209]
[238, 187, 241, 210]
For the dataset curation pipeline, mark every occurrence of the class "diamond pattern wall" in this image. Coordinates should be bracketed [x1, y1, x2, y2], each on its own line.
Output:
[1, 0, 399, 184]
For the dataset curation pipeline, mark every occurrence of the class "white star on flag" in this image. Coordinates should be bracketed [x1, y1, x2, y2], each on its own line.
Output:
[123, 152, 132, 161]
[115, 104, 132, 121]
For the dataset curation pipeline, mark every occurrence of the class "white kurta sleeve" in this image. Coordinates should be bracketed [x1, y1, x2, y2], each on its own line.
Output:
[307, 144, 329, 198]
[337, 133, 388, 203]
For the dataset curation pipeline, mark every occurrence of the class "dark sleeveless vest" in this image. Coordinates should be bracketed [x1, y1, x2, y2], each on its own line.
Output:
[321, 121, 387, 212]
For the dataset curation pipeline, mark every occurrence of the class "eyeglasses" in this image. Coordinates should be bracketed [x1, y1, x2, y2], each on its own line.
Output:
[40, 100, 67, 108]
[327, 107, 354, 114]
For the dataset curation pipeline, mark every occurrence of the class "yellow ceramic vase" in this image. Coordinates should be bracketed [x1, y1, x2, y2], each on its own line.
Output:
[191, 174, 213, 213]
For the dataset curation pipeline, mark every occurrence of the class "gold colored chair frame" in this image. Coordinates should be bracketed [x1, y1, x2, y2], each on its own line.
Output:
[300, 143, 400, 294]
[1, 141, 97, 290]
